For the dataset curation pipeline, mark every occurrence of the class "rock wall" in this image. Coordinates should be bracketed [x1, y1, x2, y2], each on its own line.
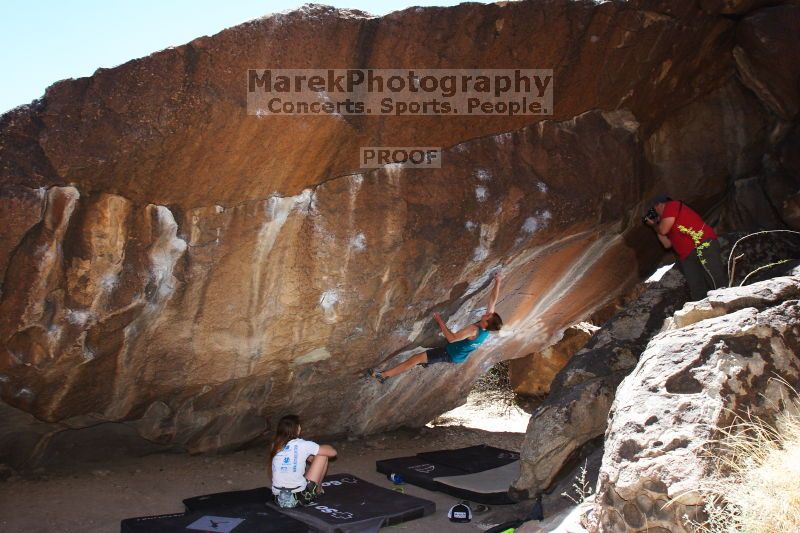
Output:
[510, 266, 691, 501]
[0, 0, 796, 465]
[718, 5, 800, 231]
[510, 236, 800, 500]
[593, 269, 800, 532]
[2, 107, 654, 461]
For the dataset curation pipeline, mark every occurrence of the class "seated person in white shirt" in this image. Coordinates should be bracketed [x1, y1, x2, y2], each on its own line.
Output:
[270, 414, 337, 507]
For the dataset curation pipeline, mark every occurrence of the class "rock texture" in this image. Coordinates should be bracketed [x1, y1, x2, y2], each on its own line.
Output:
[510, 322, 599, 397]
[510, 267, 690, 500]
[734, 5, 800, 121]
[700, 0, 796, 16]
[509, 234, 800, 501]
[0, 0, 797, 465]
[645, 79, 768, 204]
[0, 105, 656, 461]
[0, 2, 734, 206]
[718, 4, 800, 233]
[593, 268, 800, 532]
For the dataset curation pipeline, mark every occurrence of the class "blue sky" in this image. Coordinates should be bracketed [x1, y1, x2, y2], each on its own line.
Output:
[0, 0, 488, 114]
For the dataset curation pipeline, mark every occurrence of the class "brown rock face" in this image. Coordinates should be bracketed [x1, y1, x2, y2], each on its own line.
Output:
[645, 79, 768, 204]
[700, 0, 800, 16]
[2, 108, 651, 452]
[509, 322, 598, 396]
[714, 4, 800, 234]
[734, 5, 800, 120]
[0, 0, 791, 465]
[0, 2, 734, 207]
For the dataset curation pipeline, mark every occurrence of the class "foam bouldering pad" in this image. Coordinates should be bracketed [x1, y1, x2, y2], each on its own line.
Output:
[375, 454, 466, 492]
[120, 505, 308, 533]
[433, 460, 520, 495]
[376, 445, 520, 504]
[183, 487, 272, 512]
[265, 473, 435, 532]
[417, 444, 519, 472]
[183, 473, 434, 533]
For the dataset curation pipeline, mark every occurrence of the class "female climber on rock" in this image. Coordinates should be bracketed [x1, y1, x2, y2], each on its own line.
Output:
[368, 271, 503, 383]
[270, 414, 337, 508]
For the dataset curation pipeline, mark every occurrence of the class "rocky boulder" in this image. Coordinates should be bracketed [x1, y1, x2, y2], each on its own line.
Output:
[0, 0, 792, 466]
[593, 268, 800, 532]
[510, 267, 690, 500]
[509, 322, 599, 397]
[0, 105, 656, 463]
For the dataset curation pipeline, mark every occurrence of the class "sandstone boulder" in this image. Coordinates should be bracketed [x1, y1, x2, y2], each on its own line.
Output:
[593, 269, 800, 532]
[0, 107, 655, 463]
[669, 271, 800, 328]
[0, 1, 734, 206]
[0, 0, 785, 465]
[510, 267, 690, 500]
[510, 322, 599, 397]
[510, 231, 800, 501]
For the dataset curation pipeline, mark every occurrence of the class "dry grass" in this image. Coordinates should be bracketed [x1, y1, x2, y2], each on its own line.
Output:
[472, 360, 515, 404]
[562, 459, 593, 505]
[685, 384, 800, 533]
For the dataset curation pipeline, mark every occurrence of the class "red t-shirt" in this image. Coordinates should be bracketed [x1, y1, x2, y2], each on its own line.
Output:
[662, 200, 717, 260]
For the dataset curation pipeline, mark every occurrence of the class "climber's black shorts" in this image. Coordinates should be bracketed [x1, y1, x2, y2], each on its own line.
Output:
[425, 346, 453, 364]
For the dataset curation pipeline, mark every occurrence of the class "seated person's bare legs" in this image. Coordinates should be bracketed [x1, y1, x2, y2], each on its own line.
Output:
[305, 454, 329, 485]
[304, 443, 336, 494]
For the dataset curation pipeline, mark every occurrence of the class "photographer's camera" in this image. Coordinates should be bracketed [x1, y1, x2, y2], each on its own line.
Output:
[642, 207, 659, 224]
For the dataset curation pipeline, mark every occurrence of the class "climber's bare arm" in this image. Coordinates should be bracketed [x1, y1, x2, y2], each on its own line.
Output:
[433, 312, 454, 340]
[487, 271, 502, 314]
[433, 313, 477, 342]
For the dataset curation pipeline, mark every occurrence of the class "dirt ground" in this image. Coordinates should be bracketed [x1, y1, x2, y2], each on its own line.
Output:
[0, 394, 547, 532]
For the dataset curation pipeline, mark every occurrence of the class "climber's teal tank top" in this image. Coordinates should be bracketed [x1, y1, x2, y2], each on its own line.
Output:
[445, 326, 490, 363]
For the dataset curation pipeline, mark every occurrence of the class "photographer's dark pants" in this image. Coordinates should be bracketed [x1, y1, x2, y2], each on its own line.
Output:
[680, 238, 725, 301]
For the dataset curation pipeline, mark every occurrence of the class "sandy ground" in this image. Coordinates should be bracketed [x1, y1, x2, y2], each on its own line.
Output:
[0, 393, 547, 532]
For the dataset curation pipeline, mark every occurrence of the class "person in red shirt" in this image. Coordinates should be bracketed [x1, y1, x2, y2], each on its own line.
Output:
[645, 194, 726, 300]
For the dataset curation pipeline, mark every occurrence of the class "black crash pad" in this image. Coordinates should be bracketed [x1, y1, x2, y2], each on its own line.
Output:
[120, 504, 308, 533]
[376, 445, 520, 505]
[184, 473, 434, 533]
[183, 487, 271, 512]
[375, 454, 466, 492]
[417, 444, 519, 472]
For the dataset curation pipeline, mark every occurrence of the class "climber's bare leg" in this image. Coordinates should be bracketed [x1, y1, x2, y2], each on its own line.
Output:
[381, 352, 429, 378]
